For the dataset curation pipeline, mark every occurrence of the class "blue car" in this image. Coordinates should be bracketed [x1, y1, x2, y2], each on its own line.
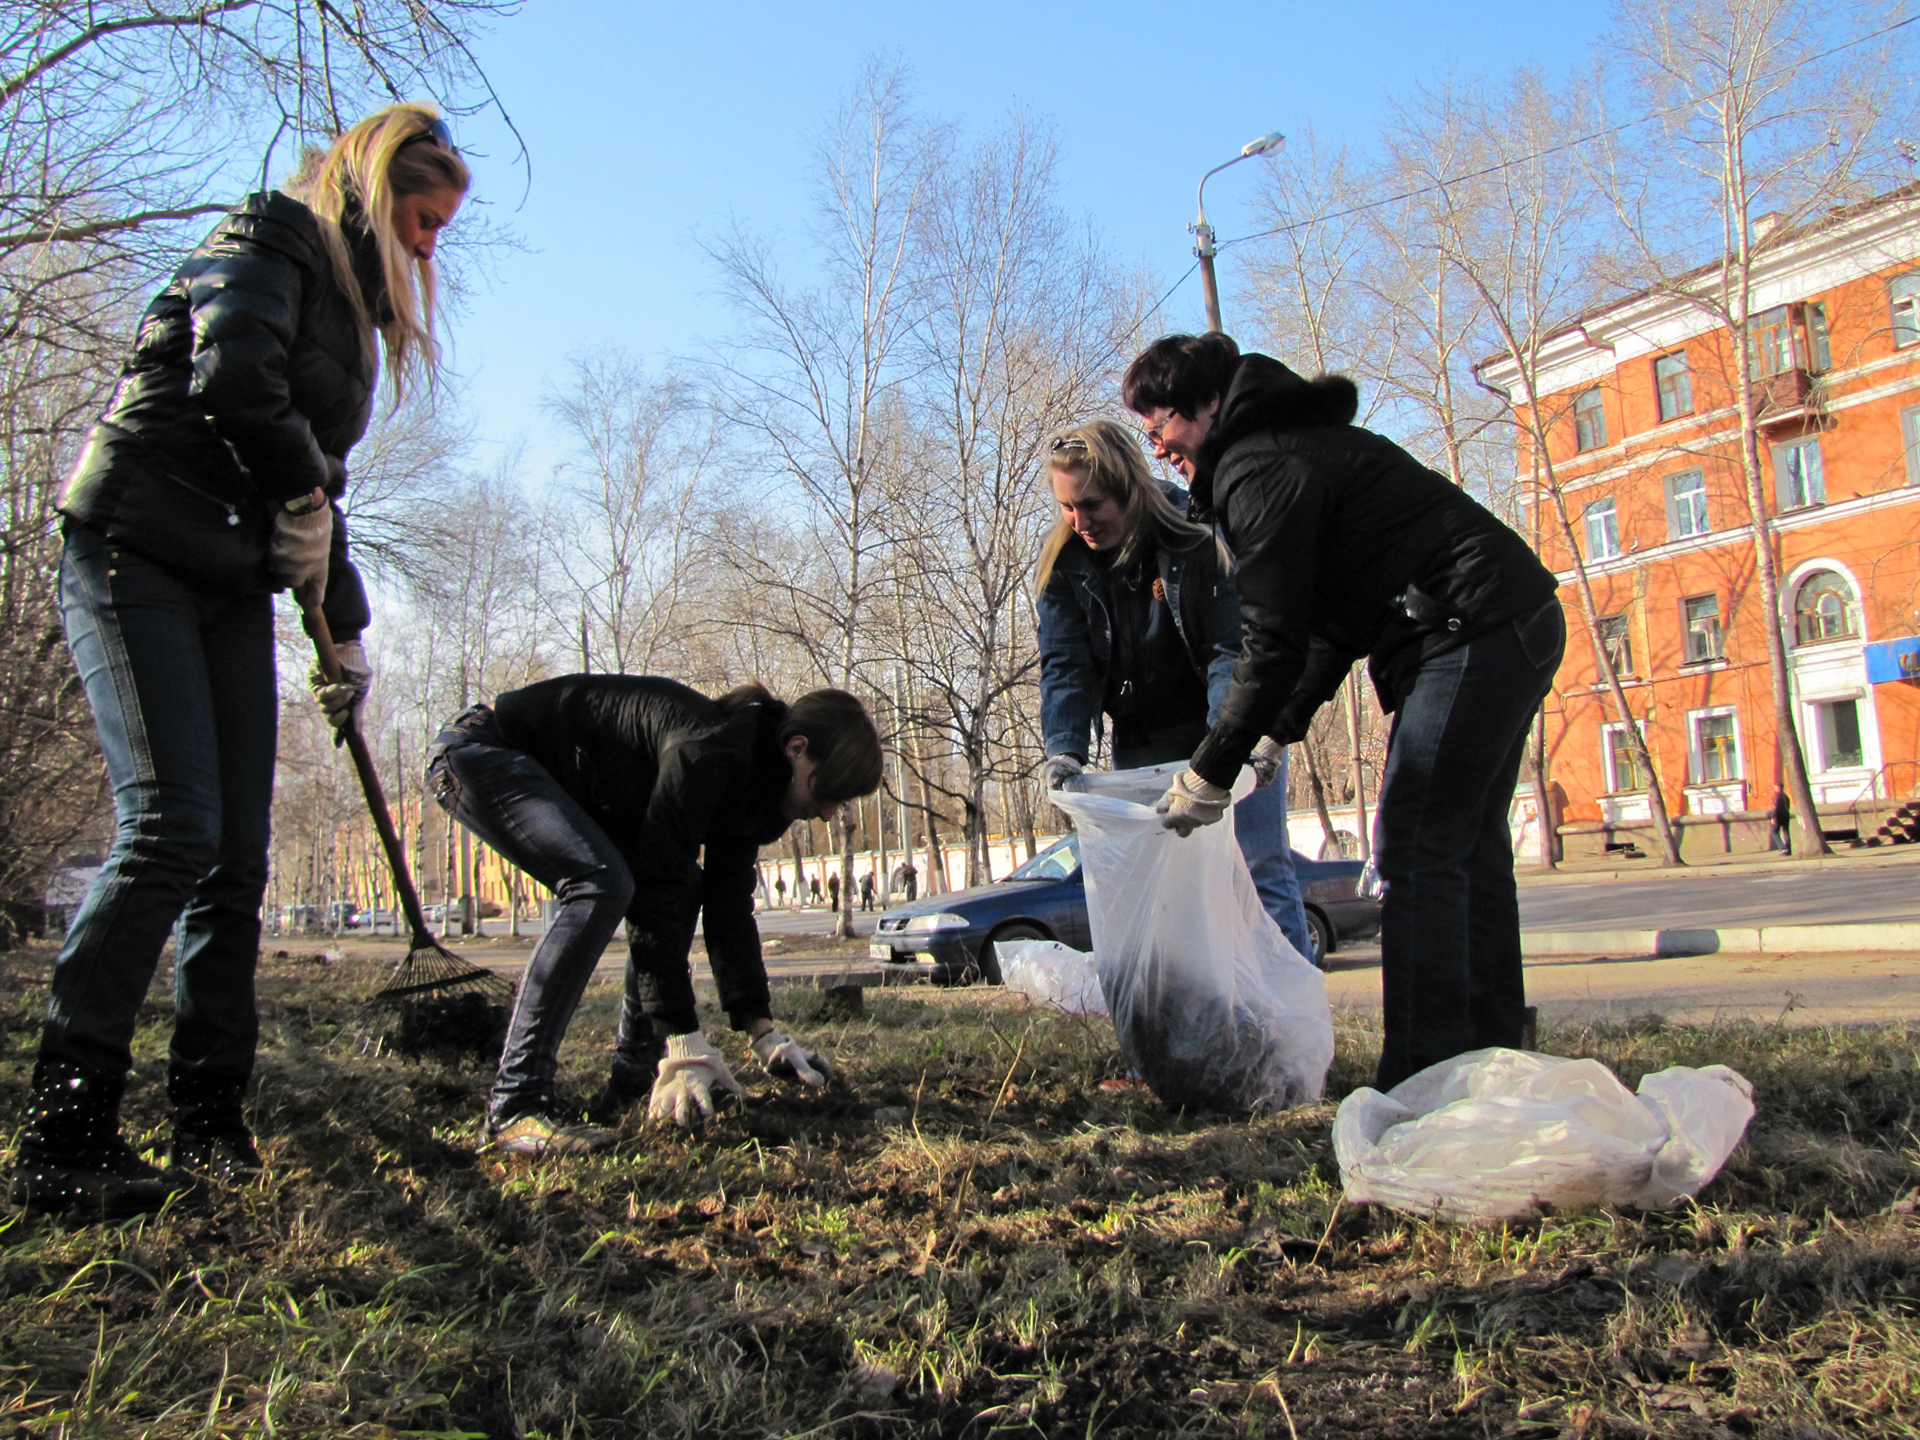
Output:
[869, 835, 1380, 982]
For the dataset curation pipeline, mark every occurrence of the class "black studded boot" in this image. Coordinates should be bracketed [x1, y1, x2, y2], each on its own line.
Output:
[13, 1057, 179, 1218]
[167, 1066, 263, 1184]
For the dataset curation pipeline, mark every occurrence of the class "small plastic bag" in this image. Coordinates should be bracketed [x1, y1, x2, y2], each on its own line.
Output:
[1333, 1047, 1754, 1222]
[997, 939, 1107, 1015]
[1050, 763, 1332, 1112]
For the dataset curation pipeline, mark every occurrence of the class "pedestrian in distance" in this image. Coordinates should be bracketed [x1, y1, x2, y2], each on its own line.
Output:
[1769, 787, 1792, 853]
[775, 874, 788, 907]
[810, 875, 823, 905]
[860, 872, 876, 911]
[1125, 332, 1564, 1092]
[16, 104, 470, 1218]
[827, 870, 841, 912]
[901, 862, 919, 902]
[426, 678, 884, 1152]
[1035, 419, 1312, 959]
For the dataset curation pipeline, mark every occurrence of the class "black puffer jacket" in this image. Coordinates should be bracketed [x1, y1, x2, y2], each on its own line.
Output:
[1187, 353, 1556, 790]
[491, 675, 794, 1033]
[58, 191, 376, 639]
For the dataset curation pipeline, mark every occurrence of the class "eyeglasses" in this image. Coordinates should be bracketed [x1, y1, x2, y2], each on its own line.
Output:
[400, 118, 458, 153]
[1050, 435, 1090, 454]
[1142, 411, 1177, 446]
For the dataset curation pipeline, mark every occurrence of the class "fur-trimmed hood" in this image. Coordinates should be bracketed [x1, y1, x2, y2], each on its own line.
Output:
[1192, 353, 1359, 509]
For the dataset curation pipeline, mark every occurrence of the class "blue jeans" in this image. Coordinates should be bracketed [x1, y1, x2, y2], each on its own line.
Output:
[44, 524, 277, 1083]
[427, 712, 639, 1124]
[1373, 600, 1565, 1091]
[1232, 753, 1311, 960]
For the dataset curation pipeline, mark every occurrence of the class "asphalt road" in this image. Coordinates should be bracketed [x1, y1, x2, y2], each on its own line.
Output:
[1516, 862, 1920, 932]
[754, 859, 1920, 942]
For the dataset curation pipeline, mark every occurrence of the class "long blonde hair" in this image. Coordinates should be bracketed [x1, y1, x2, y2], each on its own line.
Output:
[1034, 418, 1225, 592]
[285, 102, 470, 404]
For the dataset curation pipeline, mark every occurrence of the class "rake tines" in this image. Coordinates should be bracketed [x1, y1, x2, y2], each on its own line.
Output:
[376, 932, 517, 1060]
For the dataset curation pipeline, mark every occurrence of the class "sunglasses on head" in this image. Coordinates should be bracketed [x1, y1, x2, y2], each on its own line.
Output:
[400, 117, 457, 153]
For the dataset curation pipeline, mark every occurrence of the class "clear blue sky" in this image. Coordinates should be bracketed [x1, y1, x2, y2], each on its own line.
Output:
[441, 0, 1611, 475]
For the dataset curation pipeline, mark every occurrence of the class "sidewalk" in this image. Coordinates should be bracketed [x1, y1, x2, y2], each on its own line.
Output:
[1515, 837, 1920, 887]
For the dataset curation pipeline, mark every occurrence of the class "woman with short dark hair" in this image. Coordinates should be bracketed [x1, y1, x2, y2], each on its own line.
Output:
[426, 677, 884, 1152]
[1123, 332, 1564, 1090]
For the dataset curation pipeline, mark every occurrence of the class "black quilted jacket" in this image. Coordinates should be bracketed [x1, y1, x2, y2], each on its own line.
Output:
[491, 675, 795, 1033]
[58, 191, 376, 639]
[1187, 353, 1557, 789]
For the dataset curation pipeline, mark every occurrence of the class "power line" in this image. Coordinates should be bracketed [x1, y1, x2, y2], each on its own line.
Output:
[1216, 11, 1920, 252]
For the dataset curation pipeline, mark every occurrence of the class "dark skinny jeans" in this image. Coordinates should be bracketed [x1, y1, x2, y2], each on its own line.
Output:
[428, 712, 662, 1123]
[1372, 599, 1565, 1091]
[42, 524, 276, 1087]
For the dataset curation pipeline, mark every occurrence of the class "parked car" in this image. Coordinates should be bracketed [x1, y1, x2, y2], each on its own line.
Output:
[868, 835, 1380, 983]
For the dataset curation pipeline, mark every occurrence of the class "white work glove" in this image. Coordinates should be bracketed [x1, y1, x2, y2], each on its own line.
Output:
[1155, 768, 1232, 837]
[1040, 754, 1085, 791]
[751, 1027, 833, 1088]
[269, 494, 332, 602]
[309, 640, 372, 738]
[647, 1031, 745, 1128]
[1248, 736, 1287, 789]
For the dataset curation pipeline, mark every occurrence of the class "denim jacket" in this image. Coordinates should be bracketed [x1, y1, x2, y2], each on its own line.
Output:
[1036, 519, 1242, 762]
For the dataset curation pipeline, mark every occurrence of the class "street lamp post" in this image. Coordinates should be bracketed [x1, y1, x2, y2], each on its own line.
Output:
[1191, 130, 1286, 332]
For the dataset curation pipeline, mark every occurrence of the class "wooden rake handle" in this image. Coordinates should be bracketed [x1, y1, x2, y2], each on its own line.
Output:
[302, 598, 435, 945]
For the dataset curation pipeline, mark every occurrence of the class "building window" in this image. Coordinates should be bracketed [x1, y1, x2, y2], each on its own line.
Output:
[1654, 352, 1693, 421]
[1602, 722, 1651, 793]
[1890, 272, 1920, 349]
[1583, 496, 1621, 560]
[1903, 403, 1920, 486]
[1689, 708, 1741, 784]
[1793, 569, 1858, 646]
[1682, 593, 1723, 663]
[1573, 388, 1607, 451]
[1665, 468, 1709, 538]
[1748, 304, 1797, 376]
[1773, 437, 1825, 510]
[1807, 301, 1832, 373]
[1595, 612, 1633, 678]
[1812, 698, 1865, 770]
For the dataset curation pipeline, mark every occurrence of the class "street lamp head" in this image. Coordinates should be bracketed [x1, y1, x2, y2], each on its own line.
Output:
[1241, 131, 1287, 158]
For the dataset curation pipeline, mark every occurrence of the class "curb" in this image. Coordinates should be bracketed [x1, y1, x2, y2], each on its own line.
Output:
[1522, 921, 1920, 957]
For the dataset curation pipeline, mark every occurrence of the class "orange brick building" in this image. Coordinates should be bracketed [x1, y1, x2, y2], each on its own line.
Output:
[1479, 192, 1920, 858]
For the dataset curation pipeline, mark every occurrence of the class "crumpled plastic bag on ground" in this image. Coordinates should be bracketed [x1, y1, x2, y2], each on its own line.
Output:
[1049, 763, 1333, 1113]
[997, 939, 1107, 1014]
[1333, 1047, 1755, 1222]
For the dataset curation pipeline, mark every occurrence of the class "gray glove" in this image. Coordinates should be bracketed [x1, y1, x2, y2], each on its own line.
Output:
[269, 497, 332, 602]
[1155, 768, 1232, 837]
[751, 1028, 832, 1088]
[310, 640, 372, 737]
[648, 1031, 745, 1128]
[1249, 736, 1287, 789]
[1040, 754, 1085, 791]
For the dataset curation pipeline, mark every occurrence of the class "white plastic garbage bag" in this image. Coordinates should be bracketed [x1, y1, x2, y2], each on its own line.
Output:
[1049, 763, 1333, 1112]
[997, 939, 1107, 1015]
[1333, 1047, 1754, 1222]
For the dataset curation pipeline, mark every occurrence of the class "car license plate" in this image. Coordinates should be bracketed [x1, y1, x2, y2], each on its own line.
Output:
[869, 942, 893, 960]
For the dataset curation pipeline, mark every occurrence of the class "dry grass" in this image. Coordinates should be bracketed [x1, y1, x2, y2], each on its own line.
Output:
[0, 943, 1915, 1437]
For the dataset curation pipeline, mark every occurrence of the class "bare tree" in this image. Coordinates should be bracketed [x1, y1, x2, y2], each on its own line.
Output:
[1398, 72, 1686, 865]
[705, 57, 940, 936]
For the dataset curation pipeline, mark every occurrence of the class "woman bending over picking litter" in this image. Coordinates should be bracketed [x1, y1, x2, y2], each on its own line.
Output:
[427, 677, 884, 1155]
[1124, 332, 1563, 1093]
[1035, 419, 1311, 960]
[18, 104, 469, 1217]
